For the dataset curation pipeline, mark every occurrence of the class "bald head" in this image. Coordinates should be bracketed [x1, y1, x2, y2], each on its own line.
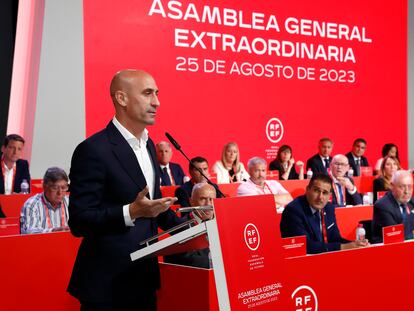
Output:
[391, 170, 413, 204]
[330, 154, 349, 177]
[109, 69, 160, 135]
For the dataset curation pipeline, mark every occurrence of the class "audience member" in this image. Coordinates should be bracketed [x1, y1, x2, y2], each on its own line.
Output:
[175, 156, 221, 208]
[0, 134, 31, 194]
[212, 142, 249, 183]
[237, 157, 292, 210]
[280, 174, 369, 254]
[20, 167, 69, 234]
[165, 183, 215, 269]
[375, 143, 399, 175]
[373, 156, 401, 202]
[346, 138, 369, 176]
[156, 141, 185, 186]
[306, 137, 333, 175]
[372, 170, 414, 243]
[269, 145, 304, 180]
[329, 154, 362, 206]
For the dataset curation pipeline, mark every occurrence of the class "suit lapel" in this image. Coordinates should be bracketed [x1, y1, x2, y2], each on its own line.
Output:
[387, 192, 403, 223]
[106, 122, 147, 190]
[302, 198, 321, 240]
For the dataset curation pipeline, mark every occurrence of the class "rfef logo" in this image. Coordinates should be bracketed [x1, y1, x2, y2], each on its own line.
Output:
[291, 285, 318, 311]
[244, 223, 260, 251]
[266, 118, 284, 143]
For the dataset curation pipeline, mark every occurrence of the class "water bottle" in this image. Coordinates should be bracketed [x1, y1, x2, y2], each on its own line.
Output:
[306, 168, 313, 179]
[347, 168, 354, 178]
[356, 223, 366, 241]
[362, 193, 370, 205]
[20, 179, 29, 194]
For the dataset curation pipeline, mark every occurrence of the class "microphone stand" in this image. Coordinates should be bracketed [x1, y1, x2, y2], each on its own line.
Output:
[165, 132, 226, 198]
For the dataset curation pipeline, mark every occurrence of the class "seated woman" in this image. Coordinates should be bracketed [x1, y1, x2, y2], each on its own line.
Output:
[212, 142, 249, 183]
[373, 155, 401, 202]
[269, 145, 304, 180]
[375, 143, 400, 175]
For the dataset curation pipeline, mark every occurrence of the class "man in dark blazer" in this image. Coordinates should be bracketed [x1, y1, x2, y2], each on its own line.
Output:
[0, 134, 30, 194]
[346, 138, 369, 176]
[372, 170, 414, 243]
[280, 174, 369, 254]
[68, 70, 183, 310]
[329, 154, 362, 206]
[156, 141, 185, 186]
[306, 137, 333, 175]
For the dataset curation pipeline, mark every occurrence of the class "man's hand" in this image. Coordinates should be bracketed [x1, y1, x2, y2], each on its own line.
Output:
[337, 176, 355, 191]
[340, 239, 370, 250]
[129, 187, 177, 219]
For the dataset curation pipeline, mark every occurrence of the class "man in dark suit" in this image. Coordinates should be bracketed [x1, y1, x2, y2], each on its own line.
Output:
[0, 134, 30, 194]
[156, 141, 185, 186]
[280, 174, 369, 254]
[175, 156, 222, 207]
[346, 138, 369, 176]
[329, 154, 362, 206]
[165, 182, 215, 268]
[372, 170, 414, 243]
[68, 70, 183, 310]
[306, 137, 333, 175]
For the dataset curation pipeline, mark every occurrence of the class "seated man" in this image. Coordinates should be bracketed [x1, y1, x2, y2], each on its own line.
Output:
[0, 134, 31, 194]
[306, 137, 333, 175]
[280, 174, 369, 254]
[156, 141, 186, 186]
[20, 167, 69, 234]
[329, 154, 362, 206]
[346, 138, 369, 176]
[164, 183, 215, 269]
[372, 170, 414, 243]
[175, 156, 221, 207]
[237, 157, 293, 210]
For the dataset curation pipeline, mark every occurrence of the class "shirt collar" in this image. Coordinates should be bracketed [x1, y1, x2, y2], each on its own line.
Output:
[112, 116, 148, 147]
[160, 163, 170, 170]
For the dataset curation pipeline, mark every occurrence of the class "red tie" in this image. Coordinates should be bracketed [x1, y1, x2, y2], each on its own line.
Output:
[320, 210, 328, 243]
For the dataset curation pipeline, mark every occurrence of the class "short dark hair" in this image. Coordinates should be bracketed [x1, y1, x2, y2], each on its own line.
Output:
[189, 156, 208, 171]
[353, 138, 367, 146]
[3, 134, 25, 147]
[43, 167, 68, 185]
[381, 143, 399, 159]
[308, 173, 333, 190]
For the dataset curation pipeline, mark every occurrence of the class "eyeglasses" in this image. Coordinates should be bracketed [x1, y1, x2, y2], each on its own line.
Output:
[48, 185, 69, 192]
[332, 162, 348, 167]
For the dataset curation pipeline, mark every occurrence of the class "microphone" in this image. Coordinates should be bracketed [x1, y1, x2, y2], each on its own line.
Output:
[165, 132, 225, 198]
[165, 132, 181, 150]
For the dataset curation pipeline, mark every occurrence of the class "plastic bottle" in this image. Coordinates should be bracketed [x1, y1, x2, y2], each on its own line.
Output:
[20, 179, 29, 194]
[347, 168, 354, 178]
[356, 223, 366, 241]
[362, 193, 370, 205]
[306, 168, 313, 179]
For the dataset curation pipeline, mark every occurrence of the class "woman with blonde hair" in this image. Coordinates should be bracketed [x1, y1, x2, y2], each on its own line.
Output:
[373, 155, 401, 202]
[212, 142, 249, 183]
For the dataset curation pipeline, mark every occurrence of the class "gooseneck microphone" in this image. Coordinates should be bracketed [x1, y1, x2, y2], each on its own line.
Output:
[165, 132, 225, 198]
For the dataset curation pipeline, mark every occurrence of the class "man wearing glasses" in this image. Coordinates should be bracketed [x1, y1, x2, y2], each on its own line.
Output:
[329, 154, 362, 206]
[20, 167, 69, 234]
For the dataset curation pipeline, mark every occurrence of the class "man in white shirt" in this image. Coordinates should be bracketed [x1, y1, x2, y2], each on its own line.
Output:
[237, 157, 293, 210]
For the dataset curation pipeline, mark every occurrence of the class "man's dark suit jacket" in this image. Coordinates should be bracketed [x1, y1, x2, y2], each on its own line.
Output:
[345, 152, 369, 176]
[280, 195, 350, 254]
[0, 159, 30, 194]
[372, 192, 414, 243]
[67, 122, 182, 304]
[306, 154, 331, 175]
[330, 177, 362, 206]
[160, 162, 185, 186]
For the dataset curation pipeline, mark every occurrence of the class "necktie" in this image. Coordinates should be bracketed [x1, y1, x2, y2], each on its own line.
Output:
[319, 210, 328, 243]
[336, 183, 345, 206]
[313, 212, 323, 242]
[162, 167, 172, 186]
[324, 158, 329, 173]
[355, 158, 361, 176]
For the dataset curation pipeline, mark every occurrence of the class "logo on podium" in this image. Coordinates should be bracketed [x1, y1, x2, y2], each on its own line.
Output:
[244, 223, 260, 251]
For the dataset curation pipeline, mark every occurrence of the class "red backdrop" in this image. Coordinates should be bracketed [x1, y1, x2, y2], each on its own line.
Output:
[83, 0, 407, 172]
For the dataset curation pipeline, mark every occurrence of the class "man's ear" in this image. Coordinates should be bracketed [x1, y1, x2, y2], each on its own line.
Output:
[115, 90, 127, 107]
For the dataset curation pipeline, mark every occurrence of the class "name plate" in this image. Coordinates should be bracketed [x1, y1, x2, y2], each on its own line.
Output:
[282, 236, 306, 258]
[383, 224, 404, 244]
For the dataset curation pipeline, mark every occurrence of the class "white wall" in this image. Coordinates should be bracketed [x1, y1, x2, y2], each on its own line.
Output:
[30, 0, 85, 178]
